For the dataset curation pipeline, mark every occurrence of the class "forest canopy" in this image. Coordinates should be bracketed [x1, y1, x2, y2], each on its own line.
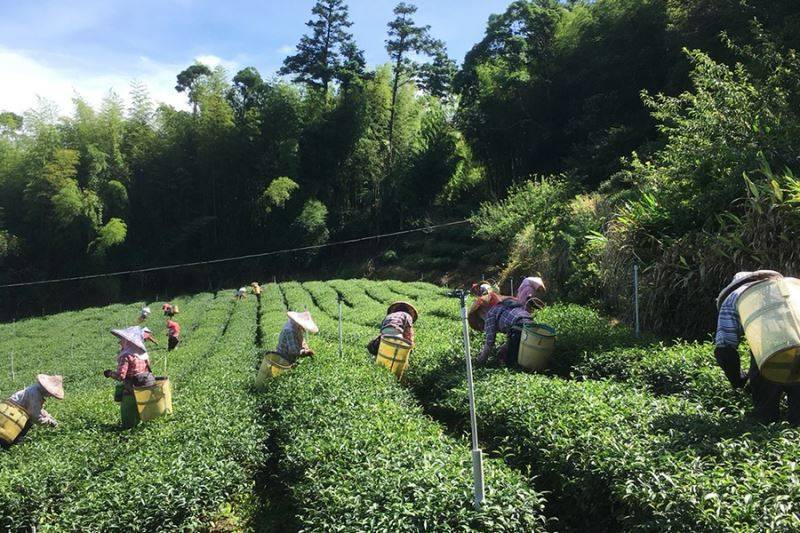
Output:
[1, 0, 800, 331]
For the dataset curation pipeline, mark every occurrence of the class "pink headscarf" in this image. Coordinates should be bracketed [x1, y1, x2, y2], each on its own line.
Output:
[516, 277, 545, 305]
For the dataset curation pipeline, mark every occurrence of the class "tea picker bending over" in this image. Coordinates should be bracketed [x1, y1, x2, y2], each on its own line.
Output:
[276, 311, 318, 362]
[142, 326, 159, 345]
[516, 276, 546, 311]
[103, 327, 156, 392]
[472, 299, 532, 368]
[714, 270, 800, 425]
[368, 302, 418, 355]
[1, 374, 64, 448]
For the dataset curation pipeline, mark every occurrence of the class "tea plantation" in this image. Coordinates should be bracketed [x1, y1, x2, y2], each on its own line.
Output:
[0, 280, 797, 531]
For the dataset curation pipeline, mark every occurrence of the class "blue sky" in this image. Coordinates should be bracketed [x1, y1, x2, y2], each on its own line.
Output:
[0, 0, 511, 115]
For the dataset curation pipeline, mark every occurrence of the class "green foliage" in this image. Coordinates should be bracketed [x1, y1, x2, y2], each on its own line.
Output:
[295, 198, 328, 238]
[260, 176, 299, 213]
[472, 177, 568, 250]
[51, 180, 85, 227]
[89, 217, 127, 254]
[600, 32, 800, 335]
[266, 281, 552, 531]
[0, 293, 268, 530]
[388, 289, 800, 531]
[4, 279, 800, 531]
[280, 0, 361, 93]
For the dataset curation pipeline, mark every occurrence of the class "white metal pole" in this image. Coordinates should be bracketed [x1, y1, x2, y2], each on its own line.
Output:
[510, 278, 514, 297]
[633, 263, 640, 337]
[10, 351, 15, 385]
[456, 290, 485, 510]
[338, 296, 344, 358]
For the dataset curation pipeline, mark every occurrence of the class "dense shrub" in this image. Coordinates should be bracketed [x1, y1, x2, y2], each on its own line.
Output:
[0, 292, 269, 531]
[264, 281, 553, 531]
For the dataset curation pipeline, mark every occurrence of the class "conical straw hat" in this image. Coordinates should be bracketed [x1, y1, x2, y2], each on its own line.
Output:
[287, 311, 319, 334]
[111, 326, 147, 351]
[387, 301, 418, 322]
[36, 374, 64, 400]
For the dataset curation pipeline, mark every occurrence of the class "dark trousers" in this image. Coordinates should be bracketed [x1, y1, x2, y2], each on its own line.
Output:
[168, 336, 180, 351]
[750, 358, 800, 425]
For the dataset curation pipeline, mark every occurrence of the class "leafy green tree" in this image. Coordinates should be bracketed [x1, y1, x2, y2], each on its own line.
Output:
[385, 2, 434, 162]
[175, 63, 212, 114]
[336, 41, 368, 94]
[0, 112, 22, 135]
[280, 0, 360, 94]
[418, 41, 457, 99]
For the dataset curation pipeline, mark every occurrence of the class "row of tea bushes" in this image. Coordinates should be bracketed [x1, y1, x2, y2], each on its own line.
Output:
[397, 293, 800, 531]
[1, 292, 271, 531]
[259, 282, 553, 531]
[573, 341, 750, 411]
[430, 370, 800, 531]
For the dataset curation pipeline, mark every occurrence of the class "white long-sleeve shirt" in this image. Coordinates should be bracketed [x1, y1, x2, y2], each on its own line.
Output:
[8, 384, 57, 425]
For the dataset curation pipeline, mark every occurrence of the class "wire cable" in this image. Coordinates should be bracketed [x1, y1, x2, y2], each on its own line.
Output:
[0, 219, 471, 289]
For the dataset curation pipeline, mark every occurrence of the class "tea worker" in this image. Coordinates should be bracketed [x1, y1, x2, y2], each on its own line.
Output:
[367, 302, 418, 355]
[714, 270, 800, 424]
[166, 316, 181, 351]
[277, 311, 318, 362]
[1, 374, 64, 447]
[162, 302, 178, 317]
[251, 282, 262, 302]
[471, 282, 495, 297]
[103, 327, 156, 391]
[473, 299, 532, 367]
[138, 306, 151, 323]
[235, 287, 247, 300]
[516, 276, 546, 311]
[142, 326, 159, 346]
[468, 281, 510, 331]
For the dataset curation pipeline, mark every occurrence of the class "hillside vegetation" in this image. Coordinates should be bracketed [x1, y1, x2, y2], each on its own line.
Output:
[1, 279, 796, 531]
[2, 1, 800, 330]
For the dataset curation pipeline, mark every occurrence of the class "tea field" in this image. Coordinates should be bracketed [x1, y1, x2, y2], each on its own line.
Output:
[0, 280, 797, 531]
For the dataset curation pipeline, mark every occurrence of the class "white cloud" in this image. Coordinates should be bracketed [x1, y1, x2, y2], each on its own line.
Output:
[277, 45, 294, 55]
[0, 47, 239, 117]
[194, 54, 238, 71]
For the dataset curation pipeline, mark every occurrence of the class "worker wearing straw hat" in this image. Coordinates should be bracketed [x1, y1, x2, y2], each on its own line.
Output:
[162, 302, 178, 317]
[235, 287, 247, 301]
[368, 302, 418, 355]
[472, 298, 533, 368]
[142, 327, 159, 346]
[251, 282, 262, 302]
[1, 374, 64, 448]
[714, 270, 800, 424]
[516, 276, 546, 312]
[103, 327, 156, 393]
[276, 311, 318, 362]
[138, 306, 152, 323]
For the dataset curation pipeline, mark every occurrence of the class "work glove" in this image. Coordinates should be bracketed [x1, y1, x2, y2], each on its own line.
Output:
[47, 419, 58, 428]
[476, 348, 490, 365]
[300, 349, 315, 357]
[103, 369, 113, 378]
[715, 346, 747, 389]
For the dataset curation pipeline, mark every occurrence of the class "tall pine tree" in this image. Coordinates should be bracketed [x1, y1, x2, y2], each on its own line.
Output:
[280, 0, 361, 94]
[385, 2, 437, 162]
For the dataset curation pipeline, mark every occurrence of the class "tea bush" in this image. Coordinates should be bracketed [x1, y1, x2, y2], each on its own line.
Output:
[260, 281, 552, 532]
[0, 291, 270, 531]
